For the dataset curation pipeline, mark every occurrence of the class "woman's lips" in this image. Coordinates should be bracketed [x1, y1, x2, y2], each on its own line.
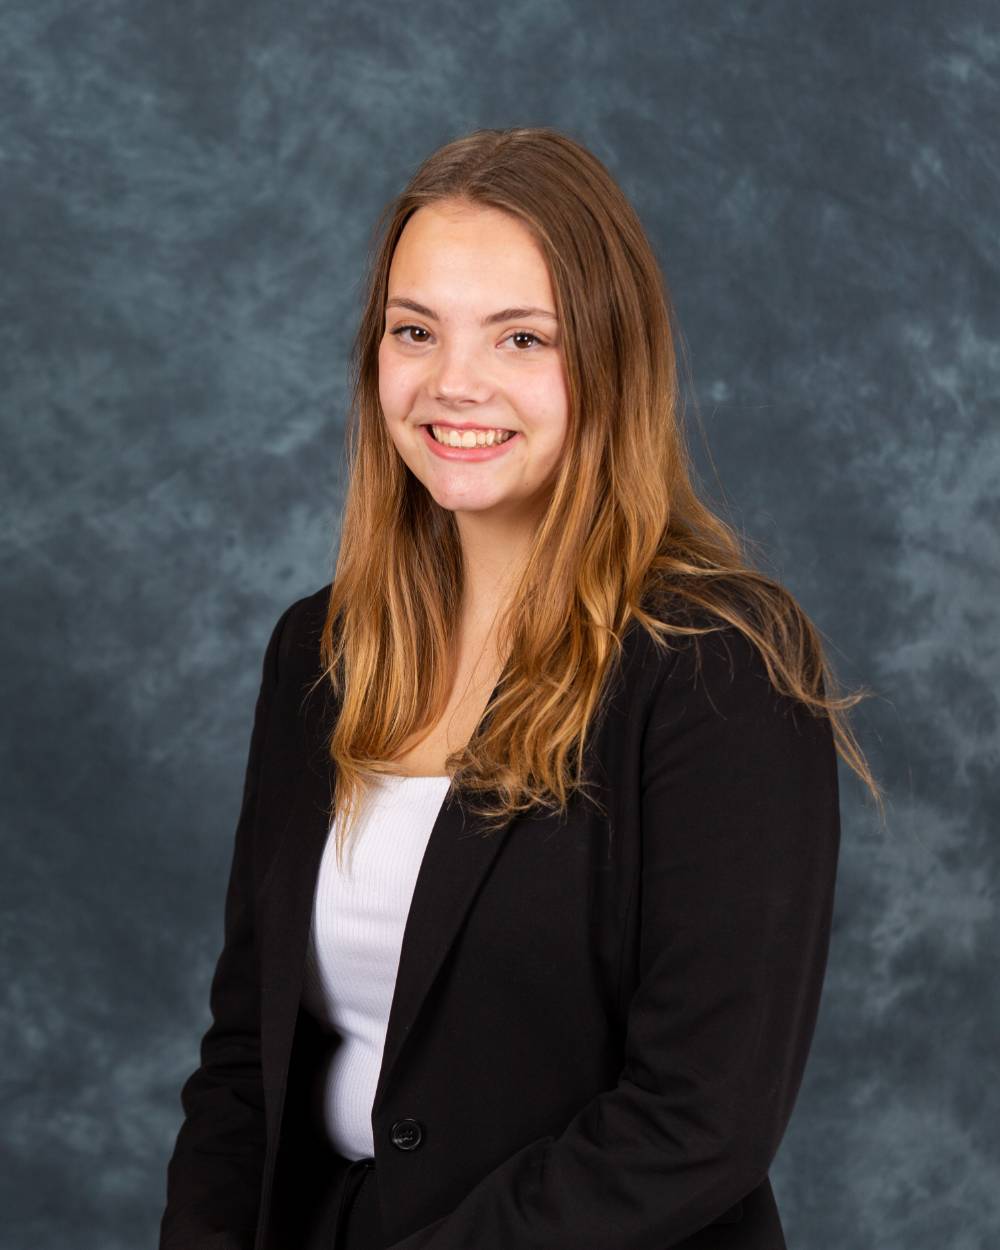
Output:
[420, 424, 521, 461]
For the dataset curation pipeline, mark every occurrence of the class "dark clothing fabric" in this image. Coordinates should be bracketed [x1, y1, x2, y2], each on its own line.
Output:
[300, 1159, 381, 1250]
[158, 583, 841, 1250]
[338, 1163, 382, 1250]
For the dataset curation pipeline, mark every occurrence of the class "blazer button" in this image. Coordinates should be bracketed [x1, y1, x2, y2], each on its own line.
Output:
[390, 1118, 424, 1151]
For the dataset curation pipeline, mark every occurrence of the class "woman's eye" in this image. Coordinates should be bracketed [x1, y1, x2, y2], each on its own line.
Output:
[388, 325, 545, 350]
[505, 330, 544, 350]
[390, 324, 431, 344]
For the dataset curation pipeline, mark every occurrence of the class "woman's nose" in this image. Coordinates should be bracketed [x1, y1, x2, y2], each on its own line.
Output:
[428, 341, 491, 403]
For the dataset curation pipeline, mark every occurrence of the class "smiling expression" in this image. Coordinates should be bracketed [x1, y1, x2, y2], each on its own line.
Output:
[378, 199, 570, 520]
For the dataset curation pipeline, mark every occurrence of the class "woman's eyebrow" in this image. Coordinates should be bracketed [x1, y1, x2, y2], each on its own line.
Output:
[386, 297, 558, 325]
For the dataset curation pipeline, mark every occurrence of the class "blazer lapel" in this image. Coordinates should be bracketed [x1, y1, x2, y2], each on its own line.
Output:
[371, 781, 516, 1117]
[257, 668, 518, 1139]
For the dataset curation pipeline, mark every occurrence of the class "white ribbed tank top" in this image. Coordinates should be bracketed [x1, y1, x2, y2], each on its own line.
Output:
[299, 772, 453, 1160]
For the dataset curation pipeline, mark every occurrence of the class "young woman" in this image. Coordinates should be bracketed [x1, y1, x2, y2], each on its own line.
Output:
[159, 126, 881, 1250]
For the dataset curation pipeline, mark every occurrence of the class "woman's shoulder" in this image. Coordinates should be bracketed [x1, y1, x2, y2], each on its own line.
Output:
[267, 581, 333, 684]
[626, 592, 799, 732]
[632, 598, 835, 787]
[627, 589, 750, 676]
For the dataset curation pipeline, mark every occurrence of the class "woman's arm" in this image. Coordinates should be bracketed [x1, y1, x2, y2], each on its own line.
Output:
[383, 624, 842, 1250]
[158, 600, 297, 1250]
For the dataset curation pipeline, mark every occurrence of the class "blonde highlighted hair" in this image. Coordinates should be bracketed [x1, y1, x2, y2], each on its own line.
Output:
[312, 125, 883, 866]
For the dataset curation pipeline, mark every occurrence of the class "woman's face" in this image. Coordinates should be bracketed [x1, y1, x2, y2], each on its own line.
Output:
[378, 200, 569, 524]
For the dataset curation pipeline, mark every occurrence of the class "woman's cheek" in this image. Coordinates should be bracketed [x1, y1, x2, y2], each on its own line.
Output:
[381, 359, 421, 419]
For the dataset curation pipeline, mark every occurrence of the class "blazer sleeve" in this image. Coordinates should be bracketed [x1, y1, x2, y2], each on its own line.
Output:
[384, 624, 842, 1250]
[159, 599, 297, 1250]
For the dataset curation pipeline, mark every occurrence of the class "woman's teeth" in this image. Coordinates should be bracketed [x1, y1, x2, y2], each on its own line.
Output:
[430, 425, 515, 448]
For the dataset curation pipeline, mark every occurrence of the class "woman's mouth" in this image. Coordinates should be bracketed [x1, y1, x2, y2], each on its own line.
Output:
[420, 423, 521, 461]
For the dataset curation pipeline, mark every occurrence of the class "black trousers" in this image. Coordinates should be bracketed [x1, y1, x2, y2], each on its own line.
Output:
[302, 1157, 382, 1250]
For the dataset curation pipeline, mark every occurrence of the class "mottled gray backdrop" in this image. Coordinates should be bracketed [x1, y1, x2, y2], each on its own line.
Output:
[2, 2, 997, 1248]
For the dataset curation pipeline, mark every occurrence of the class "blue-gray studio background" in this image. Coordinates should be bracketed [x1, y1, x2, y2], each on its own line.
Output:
[2, 3, 997, 1248]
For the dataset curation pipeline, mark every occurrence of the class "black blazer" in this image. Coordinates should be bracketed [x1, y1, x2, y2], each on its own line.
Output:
[159, 582, 841, 1250]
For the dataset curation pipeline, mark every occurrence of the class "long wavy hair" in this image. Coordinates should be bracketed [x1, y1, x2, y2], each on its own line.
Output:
[313, 125, 883, 867]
